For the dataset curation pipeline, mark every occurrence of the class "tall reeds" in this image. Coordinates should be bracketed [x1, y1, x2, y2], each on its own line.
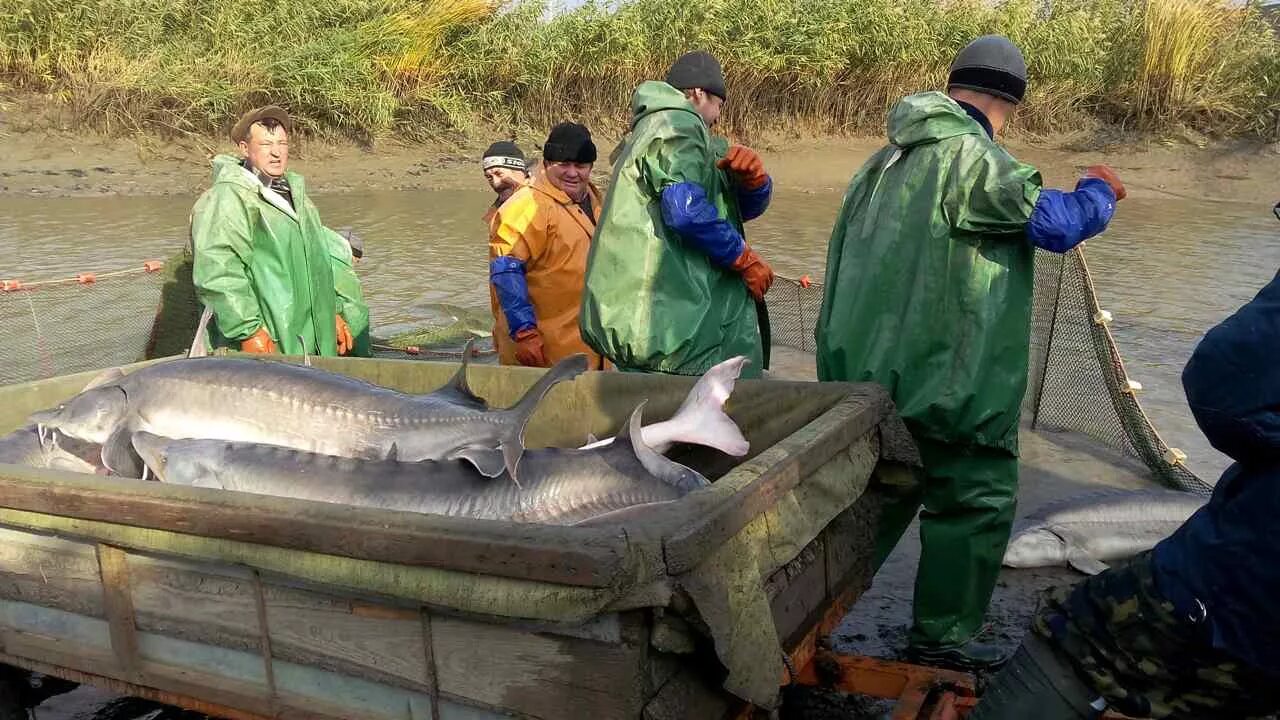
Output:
[0, 0, 1276, 140]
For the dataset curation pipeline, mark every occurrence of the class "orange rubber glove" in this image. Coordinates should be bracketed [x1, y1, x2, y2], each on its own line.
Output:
[730, 245, 775, 301]
[336, 315, 353, 356]
[1083, 164, 1127, 201]
[240, 327, 277, 354]
[514, 327, 548, 367]
[716, 145, 769, 190]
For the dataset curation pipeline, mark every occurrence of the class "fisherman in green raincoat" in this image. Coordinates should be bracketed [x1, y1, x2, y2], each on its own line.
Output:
[816, 36, 1127, 670]
[191, 106, 364, 356]
[581, 51, 776, 378]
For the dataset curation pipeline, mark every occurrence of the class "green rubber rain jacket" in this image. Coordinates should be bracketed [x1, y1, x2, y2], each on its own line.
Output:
[816, 92, 1043, 453]
[580, 81, 762, 378]
[324, 232, 372, 357]
[191, 154, 340, 356]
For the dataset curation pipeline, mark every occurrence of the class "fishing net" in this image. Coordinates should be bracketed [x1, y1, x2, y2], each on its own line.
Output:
[0, 261, 176, 387]
[761, 247, 1211, 494]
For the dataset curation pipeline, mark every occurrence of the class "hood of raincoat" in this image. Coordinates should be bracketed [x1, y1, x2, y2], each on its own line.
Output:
[887, 92, 988, 148]
[1182, 270, 1280, 462]
[630, 80, 704, 129]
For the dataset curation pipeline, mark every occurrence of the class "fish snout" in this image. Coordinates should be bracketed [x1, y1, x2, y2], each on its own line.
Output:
[130, 431, 170, 481]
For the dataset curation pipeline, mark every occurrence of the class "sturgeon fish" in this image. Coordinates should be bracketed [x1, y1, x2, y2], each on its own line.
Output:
[29, 353, 587, 481]
[0, 425, 102, 474]
[131, 403, 708, 525]
[1002, 488, 1208, 575]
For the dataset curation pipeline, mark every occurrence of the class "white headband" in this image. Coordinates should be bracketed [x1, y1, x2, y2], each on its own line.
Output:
[482, 156, 526, 171]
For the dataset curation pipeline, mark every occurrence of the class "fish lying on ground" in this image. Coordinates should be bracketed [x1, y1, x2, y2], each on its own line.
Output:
[0, 425, 103, 474]
[1002, 488, 1208, 575]
[581, 355, 750, 456]
[29, 353, 588, 481]
[132, 403, 707, 525]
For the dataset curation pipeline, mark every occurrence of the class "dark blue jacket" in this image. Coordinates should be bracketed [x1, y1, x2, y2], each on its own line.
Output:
[1152, 269, 1280, 675]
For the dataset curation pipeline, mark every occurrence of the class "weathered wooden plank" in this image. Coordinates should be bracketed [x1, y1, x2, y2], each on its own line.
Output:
[0, 526, 103, 617]
[0, 465, 628, 588]
[97, 545, 142, 682]
[432, 613, 645, 720]
[767, 542, 829, 649]
[663, 391, 886, 574]
[262, 582, 431, 691]
[642, 666, 732, 720]
[128, 554, 262, 653]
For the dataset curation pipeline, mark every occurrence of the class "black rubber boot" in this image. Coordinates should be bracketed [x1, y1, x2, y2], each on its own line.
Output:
[905, 637, 1011, 672]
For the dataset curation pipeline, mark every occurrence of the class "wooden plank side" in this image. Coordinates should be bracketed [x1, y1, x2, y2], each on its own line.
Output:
[663, 391, 887, 574]
[432, 613, 645, 720]
[96, 545, 142, 682]
[0, 465, 627, 588]
[128, 554, 262, 653]
[262, 582, 431, 692]
[0, 526, 103, 617]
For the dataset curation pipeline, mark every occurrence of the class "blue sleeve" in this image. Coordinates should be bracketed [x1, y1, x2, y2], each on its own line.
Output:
[489, 256, 536, 337]
[736, 177, 772, 222]
[1026, 177, 1117, 253]
[660, 182, 746, 267]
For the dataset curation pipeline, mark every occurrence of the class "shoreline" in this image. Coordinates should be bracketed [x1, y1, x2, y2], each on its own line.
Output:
[0, 128, 1276, 205]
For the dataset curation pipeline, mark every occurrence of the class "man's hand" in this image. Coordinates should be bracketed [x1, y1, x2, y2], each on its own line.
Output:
[716, 145, 769, 190]
[1083, 165, 1127, 201]
[730, 245, 775, 301]
[514, 327, 548, 367]
[241, 327, 277, 354]
[336, 316, 354, 356]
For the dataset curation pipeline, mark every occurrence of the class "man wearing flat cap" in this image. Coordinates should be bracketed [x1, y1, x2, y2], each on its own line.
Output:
[580, 50, 776, 379]
[190, 105, 367, 357]
[488, 122, 607, 368]
[815, 36, 1128, 670]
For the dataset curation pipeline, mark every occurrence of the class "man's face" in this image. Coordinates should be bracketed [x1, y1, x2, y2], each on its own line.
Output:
[544, 161, 593, 201]
[688, 89, 724, 127]
[239, 122, 289, 179]
[484, 166, 527, 195]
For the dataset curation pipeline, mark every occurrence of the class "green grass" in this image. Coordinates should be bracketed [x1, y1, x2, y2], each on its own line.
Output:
[1, 0, 1277, 141]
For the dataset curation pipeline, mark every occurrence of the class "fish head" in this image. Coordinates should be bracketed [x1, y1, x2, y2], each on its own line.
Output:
[45, 431, 105, 474]
[1002, 527, 1068, 568]
[29, 386, 127, 444]
[130, 431, 173, 482]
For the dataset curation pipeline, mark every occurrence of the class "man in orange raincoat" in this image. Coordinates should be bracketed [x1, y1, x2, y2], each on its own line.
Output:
[489, 122, 607, 369]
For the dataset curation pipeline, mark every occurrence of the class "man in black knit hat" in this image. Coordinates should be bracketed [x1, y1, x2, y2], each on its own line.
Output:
[816, 35, 1128, 671]
[581, 51, 776, 378]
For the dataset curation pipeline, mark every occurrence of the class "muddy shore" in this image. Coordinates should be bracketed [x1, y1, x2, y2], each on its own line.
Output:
[0, 127, 1275, 205]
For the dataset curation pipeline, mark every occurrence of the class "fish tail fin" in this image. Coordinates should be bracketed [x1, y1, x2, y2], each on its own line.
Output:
[664, 356, 750, 456]
[500, 354, 589, 482]
[622, 402, 710, 493]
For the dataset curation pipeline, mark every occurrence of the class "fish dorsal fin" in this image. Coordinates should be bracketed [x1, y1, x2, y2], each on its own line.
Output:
[432, 339, 488, 409]
[622, 402, 709, 494]
[585, 433, 599, 444]
[386, 442, 398, 461]
[297, 335, 312, 367]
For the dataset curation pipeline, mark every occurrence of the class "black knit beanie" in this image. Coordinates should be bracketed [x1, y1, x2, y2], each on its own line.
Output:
[482, 140, 527, 172]
[542, 122, 597, 164]
[665, 51, 727, 101]
[947, 35, 1028, 105]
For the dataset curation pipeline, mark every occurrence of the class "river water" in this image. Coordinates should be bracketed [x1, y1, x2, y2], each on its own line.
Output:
[1, 188, 1276, 481]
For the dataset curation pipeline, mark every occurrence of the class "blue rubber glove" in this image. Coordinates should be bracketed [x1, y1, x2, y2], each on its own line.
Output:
[660, 181, 746, 267]
[489, 255, 535, 337]
[1027, 177, 1117, 253]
